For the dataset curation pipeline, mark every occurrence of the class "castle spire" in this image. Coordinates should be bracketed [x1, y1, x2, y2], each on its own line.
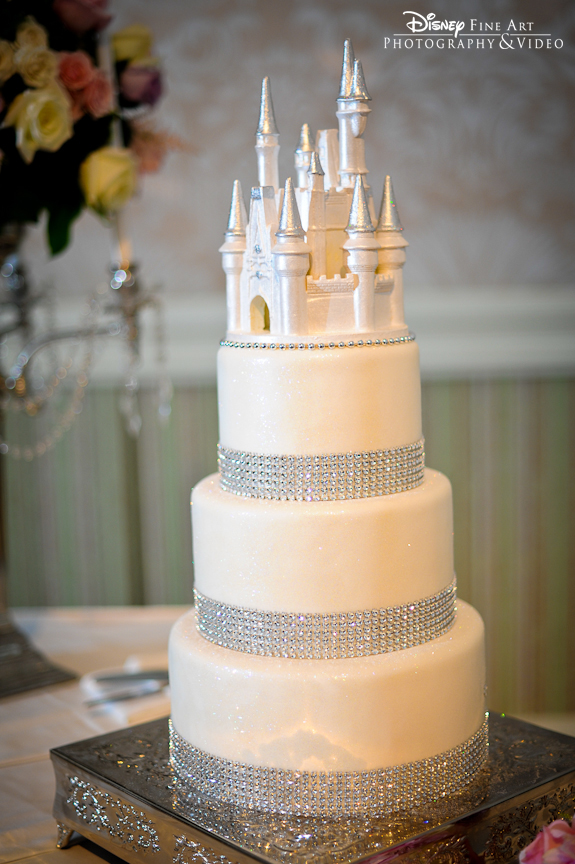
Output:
[220, 180, 248, 333]
[257, 76, 279, 135]
[255, 77, 280, 191]
[376, 175, 408, 330]
[308, 151, 324, 176]
[336, 44, 371, 187]
[294, 123, 314, 189]
[276, 177, 304, 238]
[307, 152, 326, 278]
[349, 59, 371, 101]
[338, 38, 355, 99]
[347, 174, 374, 233]
[377, 175, 403, 231]
[344, 175, 379, 332]
[273, 178, 310, 334]
[226, 179, 247, 236]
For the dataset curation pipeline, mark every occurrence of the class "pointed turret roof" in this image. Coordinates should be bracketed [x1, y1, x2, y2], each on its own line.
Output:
[377, 175, 403, 231]
[338, 38, 355, 99]
[295, 123, 313, 153]
[347, 175, 374, 233]
[308, 151, 324, 176]
[256, 77, 279, 135]
[225, 180, 247, 236]
[276, 178, 304, 238]
[349, 59, 371, 101]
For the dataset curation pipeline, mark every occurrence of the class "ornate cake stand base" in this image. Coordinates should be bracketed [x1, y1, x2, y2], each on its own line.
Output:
[51, 713, 575, 864]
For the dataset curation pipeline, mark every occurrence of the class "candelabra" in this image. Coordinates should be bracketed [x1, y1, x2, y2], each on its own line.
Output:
[0, 223, 165, 697]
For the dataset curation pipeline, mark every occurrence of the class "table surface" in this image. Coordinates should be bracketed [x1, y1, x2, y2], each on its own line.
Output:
[0, 606, 186, 864]
[2, 606, 575, 864]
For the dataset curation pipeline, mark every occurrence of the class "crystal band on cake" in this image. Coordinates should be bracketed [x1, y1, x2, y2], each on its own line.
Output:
[194, 579, 456, 659]
[220, 334, 416, 350]
[218, 440, 425, 500]
[170, 716, 489, 817]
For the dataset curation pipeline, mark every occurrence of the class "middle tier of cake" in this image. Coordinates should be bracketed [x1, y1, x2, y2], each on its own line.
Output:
[192, 468, 453, 613]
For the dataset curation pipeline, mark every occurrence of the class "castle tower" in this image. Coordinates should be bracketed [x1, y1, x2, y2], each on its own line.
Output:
[306, 152, 327, 279]
[376, 175, 409, 329]
[272, 178, 310, 335]
[336, 40, 371, 188]
[316, 129, 339, 191]
[294, 123, 314, 190]
[219, 180, 247, 332]
[344, 174, 379, 332]
[255, 77, 280, 192]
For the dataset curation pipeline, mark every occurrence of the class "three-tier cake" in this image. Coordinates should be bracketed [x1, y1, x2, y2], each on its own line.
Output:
[169, 40, 487, 817]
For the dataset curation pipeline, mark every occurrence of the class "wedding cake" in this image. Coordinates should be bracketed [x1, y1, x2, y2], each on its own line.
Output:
[169, 40, 487, 817]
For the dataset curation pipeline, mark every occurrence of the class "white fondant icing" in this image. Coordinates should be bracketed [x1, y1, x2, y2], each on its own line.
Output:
[192, 468, 453, 612]
[217, 340, 422, 454]
[169, 44, 487, 801]
[169, 601, 486, 772]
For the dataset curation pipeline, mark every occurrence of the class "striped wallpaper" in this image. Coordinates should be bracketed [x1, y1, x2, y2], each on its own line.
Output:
[5, 379, 575, 714]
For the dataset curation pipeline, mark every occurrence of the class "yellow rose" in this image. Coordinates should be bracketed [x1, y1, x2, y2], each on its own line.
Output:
[4, 84, 73, 163]
[14, 45, 58, 88]
[80, 147, 137, 214]
[0, 40, 15, 84]
[16, 17, 48, 49]
[111, 24, 152, 63]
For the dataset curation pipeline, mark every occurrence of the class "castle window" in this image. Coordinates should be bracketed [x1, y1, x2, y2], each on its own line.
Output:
[250, 296, 270, 332]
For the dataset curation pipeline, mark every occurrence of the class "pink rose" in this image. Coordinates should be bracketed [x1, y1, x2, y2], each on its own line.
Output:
[520, 819, 575, 864]
[119, 65, 162, 106]
[52, 0, 111, 35]
[68, 87, 85, 121]
[58, 51, 94, 91]
[82, 69, 113, 118]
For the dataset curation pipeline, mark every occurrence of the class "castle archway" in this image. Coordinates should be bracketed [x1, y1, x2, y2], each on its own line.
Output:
[250, 295, 270, 332]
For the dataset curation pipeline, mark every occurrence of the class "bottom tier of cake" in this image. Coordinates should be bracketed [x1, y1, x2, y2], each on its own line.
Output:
[169, 601, 487, 814]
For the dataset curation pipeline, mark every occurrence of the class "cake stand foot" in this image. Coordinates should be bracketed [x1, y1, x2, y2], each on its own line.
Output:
[56, 822, 75, 849]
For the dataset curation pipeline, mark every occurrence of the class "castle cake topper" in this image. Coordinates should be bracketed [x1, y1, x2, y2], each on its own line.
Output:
[220, 39, 409, 342]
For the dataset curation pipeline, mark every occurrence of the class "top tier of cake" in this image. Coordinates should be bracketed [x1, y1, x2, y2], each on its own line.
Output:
[219, 42, 418, 460]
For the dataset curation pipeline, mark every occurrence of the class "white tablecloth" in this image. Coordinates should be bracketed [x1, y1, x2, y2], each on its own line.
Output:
[0, 606, 186, 863]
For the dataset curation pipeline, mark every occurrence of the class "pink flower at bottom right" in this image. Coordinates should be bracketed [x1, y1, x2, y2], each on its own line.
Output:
[519, 819, 575, 864]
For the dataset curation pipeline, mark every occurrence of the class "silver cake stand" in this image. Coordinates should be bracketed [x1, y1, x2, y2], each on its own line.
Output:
[51, 713, 575, 864]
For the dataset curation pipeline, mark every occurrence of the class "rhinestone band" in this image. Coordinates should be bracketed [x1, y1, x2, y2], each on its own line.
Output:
[169, 716, 489, 817]
[220, 333, 415, 350]
[194, 580, 456, 659]
[218, 440, 425, 501]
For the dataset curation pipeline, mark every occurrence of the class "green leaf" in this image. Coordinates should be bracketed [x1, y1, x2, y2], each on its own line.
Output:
[46, 203, 82, 256]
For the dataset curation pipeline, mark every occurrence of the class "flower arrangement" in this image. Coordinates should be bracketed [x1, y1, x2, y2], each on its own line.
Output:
[0, 0, 176, 254]
[520, 818, 575, 863]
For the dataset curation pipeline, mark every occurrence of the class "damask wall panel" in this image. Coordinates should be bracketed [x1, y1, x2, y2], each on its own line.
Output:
[20, 1, 575, 299]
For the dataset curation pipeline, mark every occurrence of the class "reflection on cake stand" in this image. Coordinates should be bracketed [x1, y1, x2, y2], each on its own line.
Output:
[51, 713, 575, 864]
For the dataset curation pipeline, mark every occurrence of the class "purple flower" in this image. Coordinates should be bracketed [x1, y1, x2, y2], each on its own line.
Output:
[119, 65, 162, 106]
[52, 0, 111, 36]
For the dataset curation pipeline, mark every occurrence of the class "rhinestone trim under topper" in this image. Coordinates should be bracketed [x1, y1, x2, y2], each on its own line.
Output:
[194, 579, 457, 659]
[218, 439, 425, 501]
[220, 333, 416, 350]
[169, 716, 489, 817]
